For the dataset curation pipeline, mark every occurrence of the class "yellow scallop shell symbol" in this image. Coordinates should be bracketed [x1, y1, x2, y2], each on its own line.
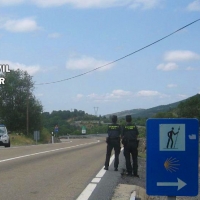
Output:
[164, 157, 180, 173]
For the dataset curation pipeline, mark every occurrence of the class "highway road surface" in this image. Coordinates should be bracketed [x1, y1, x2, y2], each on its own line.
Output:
[0, 138, 109, 200]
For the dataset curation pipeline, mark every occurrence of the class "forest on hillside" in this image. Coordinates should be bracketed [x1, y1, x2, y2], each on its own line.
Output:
[42, 110, 109, 135]
[153, 94, 200, 120]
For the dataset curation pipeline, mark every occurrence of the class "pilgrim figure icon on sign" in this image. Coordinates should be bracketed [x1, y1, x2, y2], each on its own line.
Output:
[159, 124, 185, 151]
[166, 127, 180, 149]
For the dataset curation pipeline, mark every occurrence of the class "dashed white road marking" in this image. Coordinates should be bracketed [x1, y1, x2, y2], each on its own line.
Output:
[0, 140, 100, 163]
[96, 167, 106, 178]
[95, 154, 115, 178]
[91, 178, 101, 183]
[76, 183, 97, 200]
[76, 148, 124, 200]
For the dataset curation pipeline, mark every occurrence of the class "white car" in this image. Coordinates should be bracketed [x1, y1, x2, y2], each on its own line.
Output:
[0, 125, 10, 148]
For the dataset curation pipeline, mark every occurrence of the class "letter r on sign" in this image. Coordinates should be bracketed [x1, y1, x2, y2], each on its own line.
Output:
[0, 78, 5, 84]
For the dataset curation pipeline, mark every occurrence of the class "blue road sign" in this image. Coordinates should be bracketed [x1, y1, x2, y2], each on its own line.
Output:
[146, 118, 199, 196]
[54, 125, 59, 133]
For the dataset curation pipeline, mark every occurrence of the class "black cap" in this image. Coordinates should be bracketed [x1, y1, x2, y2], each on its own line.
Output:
[111, 115, 117, 123]
[126, 115, 132, 122]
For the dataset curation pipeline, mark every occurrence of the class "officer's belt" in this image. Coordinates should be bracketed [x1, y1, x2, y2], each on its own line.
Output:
[109, 137, 120, 140]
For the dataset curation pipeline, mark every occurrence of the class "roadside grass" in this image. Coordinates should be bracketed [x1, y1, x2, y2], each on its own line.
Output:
[10, 128, 52, 146]
[138, 126, 146, 137]
[10, 133, 35, 146]
[138, 152, 146, 158]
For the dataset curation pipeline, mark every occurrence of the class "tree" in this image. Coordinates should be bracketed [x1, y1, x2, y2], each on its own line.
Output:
[0, 69, 43, 134]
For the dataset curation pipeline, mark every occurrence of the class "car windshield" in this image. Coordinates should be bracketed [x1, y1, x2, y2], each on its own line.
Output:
[0, 127, 6, 136]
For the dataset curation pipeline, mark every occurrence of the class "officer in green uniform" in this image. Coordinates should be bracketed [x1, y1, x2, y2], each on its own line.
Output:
[122, 115, 139, 177]
[104, 115, 121, 171]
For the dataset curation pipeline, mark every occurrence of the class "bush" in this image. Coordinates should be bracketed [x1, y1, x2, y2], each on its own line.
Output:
[40, 128, 51, 143]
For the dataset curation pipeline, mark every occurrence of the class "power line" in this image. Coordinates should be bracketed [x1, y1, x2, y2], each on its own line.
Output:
[35, 19, 200, 85]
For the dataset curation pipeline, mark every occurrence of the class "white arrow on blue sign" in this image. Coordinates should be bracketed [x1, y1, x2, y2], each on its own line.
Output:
[146, 118, 199, 196]
[157, 178, 187, 191]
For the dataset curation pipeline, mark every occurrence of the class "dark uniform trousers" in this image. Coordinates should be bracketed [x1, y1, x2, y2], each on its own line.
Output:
[105, 138, 121, 169]
[124, 140, 138, 175]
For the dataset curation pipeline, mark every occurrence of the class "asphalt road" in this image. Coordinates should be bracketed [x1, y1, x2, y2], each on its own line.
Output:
[0, 138, 107, 200]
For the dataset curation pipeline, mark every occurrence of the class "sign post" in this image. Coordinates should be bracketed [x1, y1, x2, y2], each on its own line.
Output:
[34, 131, 40, 145]
[146, 118, 199, 197]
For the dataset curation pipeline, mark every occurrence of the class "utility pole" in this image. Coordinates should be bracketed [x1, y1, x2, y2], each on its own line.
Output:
[27, 95, 29, 135]
[26, 84, 30, 136]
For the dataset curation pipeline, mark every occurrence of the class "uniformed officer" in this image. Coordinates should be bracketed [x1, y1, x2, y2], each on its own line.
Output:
[122, 115, 139, 177]
[104, 115, 121, 171]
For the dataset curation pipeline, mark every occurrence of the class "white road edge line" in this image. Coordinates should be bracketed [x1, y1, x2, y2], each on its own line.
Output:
[96, 152, 115, 178]
[96, 167, 106, 178]
[0, 140, 100, 163]
[76, 148, 124, 200]
[91, 178, 101, 183]
[76, 183, 97, 200]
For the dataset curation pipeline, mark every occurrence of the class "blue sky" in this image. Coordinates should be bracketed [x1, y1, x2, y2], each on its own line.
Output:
[0, 0, 200, 116]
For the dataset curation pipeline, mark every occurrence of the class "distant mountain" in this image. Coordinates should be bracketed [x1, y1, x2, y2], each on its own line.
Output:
[106, 94, 200, 118]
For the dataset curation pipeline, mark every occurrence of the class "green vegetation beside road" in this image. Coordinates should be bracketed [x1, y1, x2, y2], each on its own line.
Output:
[10, 133, 36, 146]
[9, 128, 51, 146]
[138, 126, 146, 137]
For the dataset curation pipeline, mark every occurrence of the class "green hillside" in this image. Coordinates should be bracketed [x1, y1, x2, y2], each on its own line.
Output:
[107, 94, 200, 118]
